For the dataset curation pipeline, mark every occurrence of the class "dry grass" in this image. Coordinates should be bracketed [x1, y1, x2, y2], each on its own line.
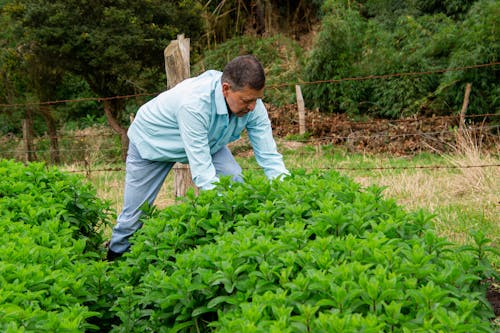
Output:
[351, 127, 499, 250]
[355, 167, 498, 244]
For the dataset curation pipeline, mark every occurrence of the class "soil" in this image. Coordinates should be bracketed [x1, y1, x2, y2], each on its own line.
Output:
[487, 280, 500, 318]
[266, 103, 499, 155]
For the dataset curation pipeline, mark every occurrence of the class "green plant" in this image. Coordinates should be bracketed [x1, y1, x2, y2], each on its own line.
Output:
[0, 159, 114, 331]
[108, 170, 497, 332]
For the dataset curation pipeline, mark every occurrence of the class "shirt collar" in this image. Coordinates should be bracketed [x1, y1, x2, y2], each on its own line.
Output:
[215, 79, 229, 115]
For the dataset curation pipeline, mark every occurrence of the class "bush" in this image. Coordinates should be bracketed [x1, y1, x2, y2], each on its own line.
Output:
[432, 0, 500, 116]
[303, 0, 499, 118]
[0, 161, 496, 331]
[0, 159, 111, 251]
[303, 1, 367, 115]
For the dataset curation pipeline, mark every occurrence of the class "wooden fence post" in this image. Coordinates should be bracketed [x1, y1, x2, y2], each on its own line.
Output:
[457, 83, 472, 146]
[164, 34, 198, 197]
[296, 85, 306, 135]
[22, 118, 36, 162]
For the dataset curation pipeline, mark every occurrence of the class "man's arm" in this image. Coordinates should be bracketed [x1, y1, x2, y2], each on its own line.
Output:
[177, 106, 220, 190]
[246, 101, 289, 179]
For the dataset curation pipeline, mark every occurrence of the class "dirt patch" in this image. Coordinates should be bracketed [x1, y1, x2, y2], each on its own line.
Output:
[487, 280, 500, 317]
[267, 103, 499, 155]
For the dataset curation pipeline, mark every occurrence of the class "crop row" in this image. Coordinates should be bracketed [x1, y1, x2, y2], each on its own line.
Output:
[0, 161, 497, 332]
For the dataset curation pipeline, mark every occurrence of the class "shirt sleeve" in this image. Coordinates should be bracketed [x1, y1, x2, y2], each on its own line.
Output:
[177, 105, 219, 190]
[246, 101, 290, 180]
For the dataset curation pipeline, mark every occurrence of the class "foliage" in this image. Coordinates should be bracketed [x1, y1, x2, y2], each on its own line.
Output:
[7, 0, 203, 94]
[358, 14, 457, 117]
[0, 161, 496, 331]
[302, 1, 368, 114]
[193, 34, 305, 106]
[109, 170, 497, 332]
[0, 159, 111, 250]
[432, 0, 500, 115]
[2, 0, 204, 129]
[414, 0, 477, 19]
[303, 0, 499, 118]
[0, 2, 33, 135]
[2, 0, 498, 126]
[0, 159, 113, 331]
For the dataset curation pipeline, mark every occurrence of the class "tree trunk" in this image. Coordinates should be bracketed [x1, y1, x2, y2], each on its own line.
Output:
[253, 0, 266, 35]
[103, 99, 129, 160]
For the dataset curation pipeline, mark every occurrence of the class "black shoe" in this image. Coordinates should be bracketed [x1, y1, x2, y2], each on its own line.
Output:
[106, 248, 124, 261]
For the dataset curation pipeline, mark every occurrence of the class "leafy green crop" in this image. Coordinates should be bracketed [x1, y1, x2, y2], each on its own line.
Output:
[0, 159, 112, 332]
[0, 160, 496, 332]
[0, 159, 111, 251]
[110, 170, 497, 332]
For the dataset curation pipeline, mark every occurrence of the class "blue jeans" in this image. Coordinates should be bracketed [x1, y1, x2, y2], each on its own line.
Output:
[109, 142, 243, 253]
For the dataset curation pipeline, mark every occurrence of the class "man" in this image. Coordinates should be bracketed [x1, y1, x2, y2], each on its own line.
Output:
[107, 55, 289, 260]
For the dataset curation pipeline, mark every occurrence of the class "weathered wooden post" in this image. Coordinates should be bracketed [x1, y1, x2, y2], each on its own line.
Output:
[164, 34, 198, 197]
[22, 116, 36, 162]
[457, 83, 472, 147]
[295, 85, 306, 135]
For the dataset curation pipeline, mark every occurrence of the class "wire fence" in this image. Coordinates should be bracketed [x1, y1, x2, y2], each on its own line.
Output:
[62, 163, 500, 176]
[1, 119, 497, 176]
[0, 61, 499, 110]
[0, 113, 494, 152]
[0, 61, 498, 176]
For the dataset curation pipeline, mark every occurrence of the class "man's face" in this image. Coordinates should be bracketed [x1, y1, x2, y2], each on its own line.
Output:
[222, 82, 264, 117]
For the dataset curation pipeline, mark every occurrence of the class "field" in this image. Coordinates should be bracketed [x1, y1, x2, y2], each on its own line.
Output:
[71, 134, 499, 323]
[1, 122, 499, 330]
[84, 137, 499, 258]
[56, 112, 498, 263]
[2, 110, 498, 327]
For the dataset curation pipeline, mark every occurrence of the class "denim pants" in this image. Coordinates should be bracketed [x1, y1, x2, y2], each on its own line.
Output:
[109, 142, 243, 253]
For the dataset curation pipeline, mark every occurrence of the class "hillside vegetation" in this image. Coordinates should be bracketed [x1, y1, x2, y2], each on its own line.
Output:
[0, 0, 498, 142]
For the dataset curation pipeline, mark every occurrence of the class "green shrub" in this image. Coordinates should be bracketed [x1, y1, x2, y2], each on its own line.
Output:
[303, 0, 499, 118]
[303, 1, 367, 115]
[0, 159, 111, 251]
[1, 160, 496, 332]
[110, 170, 497, 332]
[432, 0, 500, 116]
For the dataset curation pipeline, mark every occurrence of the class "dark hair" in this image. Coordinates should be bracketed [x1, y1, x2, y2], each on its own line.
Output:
[221, 55, 266, 91]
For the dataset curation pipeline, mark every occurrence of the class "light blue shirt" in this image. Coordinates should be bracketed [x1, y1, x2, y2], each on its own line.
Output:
[128, 70, 289, 190]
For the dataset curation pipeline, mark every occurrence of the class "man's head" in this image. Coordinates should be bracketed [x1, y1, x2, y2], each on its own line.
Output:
[221, 55, 265, 117]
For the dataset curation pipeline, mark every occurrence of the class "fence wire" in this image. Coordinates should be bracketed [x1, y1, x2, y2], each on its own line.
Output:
[0, 62, 499, 110]
[65, 163, 500, 176]
[1, 123, 498, 156]
[1, 62, 498, 176]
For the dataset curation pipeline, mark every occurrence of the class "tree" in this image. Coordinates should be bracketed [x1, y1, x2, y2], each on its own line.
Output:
[0, 0, 30, 134]
[5, 0, 204, 158]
